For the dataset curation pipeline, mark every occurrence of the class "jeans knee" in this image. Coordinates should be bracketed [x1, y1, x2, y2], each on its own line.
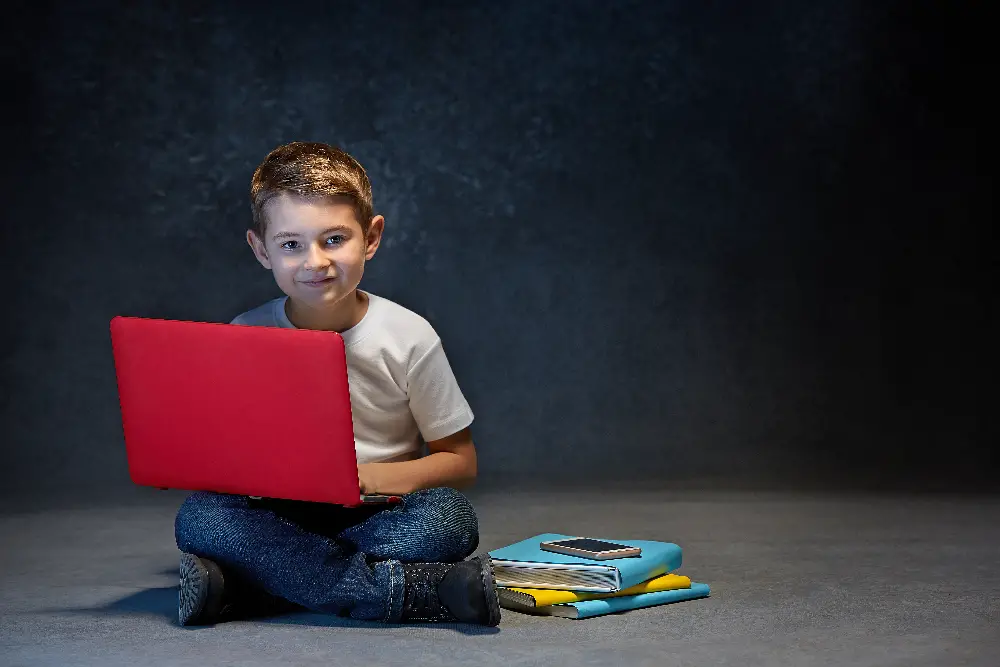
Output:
[174, 491, 242, 554]
[408, 487, 480, 561]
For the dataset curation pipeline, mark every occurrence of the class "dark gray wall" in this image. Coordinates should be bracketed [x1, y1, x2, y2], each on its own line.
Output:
[3, 0, 993, 497]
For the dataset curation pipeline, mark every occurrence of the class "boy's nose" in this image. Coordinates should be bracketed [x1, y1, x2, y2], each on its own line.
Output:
[303, 245, 331, 269]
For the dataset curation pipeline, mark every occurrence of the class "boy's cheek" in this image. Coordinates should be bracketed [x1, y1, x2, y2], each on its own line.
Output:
[274, 261, 298, 276]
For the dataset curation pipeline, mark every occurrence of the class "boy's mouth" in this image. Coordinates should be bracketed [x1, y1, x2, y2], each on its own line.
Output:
[300, 277, 336, 287]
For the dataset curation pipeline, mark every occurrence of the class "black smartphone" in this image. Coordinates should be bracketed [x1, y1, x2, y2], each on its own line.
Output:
[539, 538, 642, 559]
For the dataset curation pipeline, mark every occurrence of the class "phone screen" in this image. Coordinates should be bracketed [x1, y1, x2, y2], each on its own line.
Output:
[550, 538, 632, 552]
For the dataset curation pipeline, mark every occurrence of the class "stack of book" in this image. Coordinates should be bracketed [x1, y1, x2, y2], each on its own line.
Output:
[488, 533, 709, 619]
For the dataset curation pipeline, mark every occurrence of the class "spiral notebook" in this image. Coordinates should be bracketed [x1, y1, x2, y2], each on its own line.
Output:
[488, 533, 683, 593]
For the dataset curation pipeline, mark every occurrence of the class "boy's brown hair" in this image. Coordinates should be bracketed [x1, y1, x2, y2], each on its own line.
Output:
[249, 142, 374, 239]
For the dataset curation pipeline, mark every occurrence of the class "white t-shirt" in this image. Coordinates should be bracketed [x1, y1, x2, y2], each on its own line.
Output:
[230, 290, 474, 464]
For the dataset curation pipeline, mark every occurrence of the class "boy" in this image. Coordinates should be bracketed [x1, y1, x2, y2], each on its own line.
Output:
[173, 142, 500, 627]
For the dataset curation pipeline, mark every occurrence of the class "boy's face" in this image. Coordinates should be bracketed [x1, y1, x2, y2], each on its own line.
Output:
[247, 194, 383, 310]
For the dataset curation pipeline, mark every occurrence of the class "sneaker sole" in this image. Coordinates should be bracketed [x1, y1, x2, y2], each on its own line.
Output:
[178, 553, 211, 626]
[476, 555, 502, 627]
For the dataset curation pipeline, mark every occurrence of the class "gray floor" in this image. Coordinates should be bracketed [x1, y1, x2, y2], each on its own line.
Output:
[1, 488, 998, 667]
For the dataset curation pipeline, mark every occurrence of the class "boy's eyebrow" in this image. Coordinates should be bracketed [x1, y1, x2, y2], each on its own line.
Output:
[272, 225, 352, 240]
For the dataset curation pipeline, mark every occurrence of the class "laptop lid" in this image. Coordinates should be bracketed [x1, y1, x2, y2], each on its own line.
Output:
[109, 315, 363, 505]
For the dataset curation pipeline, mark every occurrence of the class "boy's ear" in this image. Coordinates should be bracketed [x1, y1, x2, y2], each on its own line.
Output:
[365, 215, 385, 260]
[246, 230, 272, 269]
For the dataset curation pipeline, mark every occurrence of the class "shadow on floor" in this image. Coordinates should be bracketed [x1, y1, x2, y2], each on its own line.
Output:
[47, 587, 500, 635]
[43, 587, 178, 623]
[259, 612, 501, 635]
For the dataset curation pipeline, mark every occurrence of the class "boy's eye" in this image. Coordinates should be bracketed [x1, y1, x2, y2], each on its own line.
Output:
[279, 236, 343, 251]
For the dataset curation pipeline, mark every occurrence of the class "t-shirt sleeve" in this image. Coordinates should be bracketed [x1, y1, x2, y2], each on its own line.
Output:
[407, 338, 475, 442]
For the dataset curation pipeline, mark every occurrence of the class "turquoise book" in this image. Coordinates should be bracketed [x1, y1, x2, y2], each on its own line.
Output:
[488, 533, 683, 592]
[539, 582, 711, 619]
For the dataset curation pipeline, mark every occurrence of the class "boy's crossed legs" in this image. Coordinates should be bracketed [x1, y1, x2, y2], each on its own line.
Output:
[174, 487, 500, 625]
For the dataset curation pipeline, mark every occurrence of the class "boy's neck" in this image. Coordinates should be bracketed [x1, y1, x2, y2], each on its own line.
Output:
[284, 289, 369, 333]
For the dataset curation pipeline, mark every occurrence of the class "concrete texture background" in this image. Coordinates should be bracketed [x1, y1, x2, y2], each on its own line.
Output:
[2, 0, 992, 496]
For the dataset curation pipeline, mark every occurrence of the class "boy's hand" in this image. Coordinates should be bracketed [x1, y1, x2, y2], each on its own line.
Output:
[358, 463, 376, 494]
[353, 429, 478, 496]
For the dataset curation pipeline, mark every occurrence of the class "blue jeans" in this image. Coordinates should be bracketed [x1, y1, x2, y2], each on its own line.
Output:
[174, 487, 480, 621]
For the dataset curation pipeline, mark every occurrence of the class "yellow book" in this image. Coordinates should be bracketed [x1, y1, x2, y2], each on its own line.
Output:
[497, 573, 692, 611]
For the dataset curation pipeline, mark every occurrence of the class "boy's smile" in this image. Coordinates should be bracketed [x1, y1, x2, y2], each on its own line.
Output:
[247, 193, 384, 331]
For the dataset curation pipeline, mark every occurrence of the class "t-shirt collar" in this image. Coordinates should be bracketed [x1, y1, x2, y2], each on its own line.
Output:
[274, 290, 378, 347]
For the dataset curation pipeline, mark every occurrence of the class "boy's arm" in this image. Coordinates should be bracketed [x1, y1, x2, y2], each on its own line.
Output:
[358, 427, 477, 495]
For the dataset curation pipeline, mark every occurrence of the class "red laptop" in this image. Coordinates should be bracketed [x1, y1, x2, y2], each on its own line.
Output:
[109, 315, 400, 506]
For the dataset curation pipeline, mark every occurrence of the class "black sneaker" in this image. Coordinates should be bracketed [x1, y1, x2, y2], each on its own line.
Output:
[400, 554, 501, 626]
[178, 553, 298, 626]
[178, 553, 228, 626]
